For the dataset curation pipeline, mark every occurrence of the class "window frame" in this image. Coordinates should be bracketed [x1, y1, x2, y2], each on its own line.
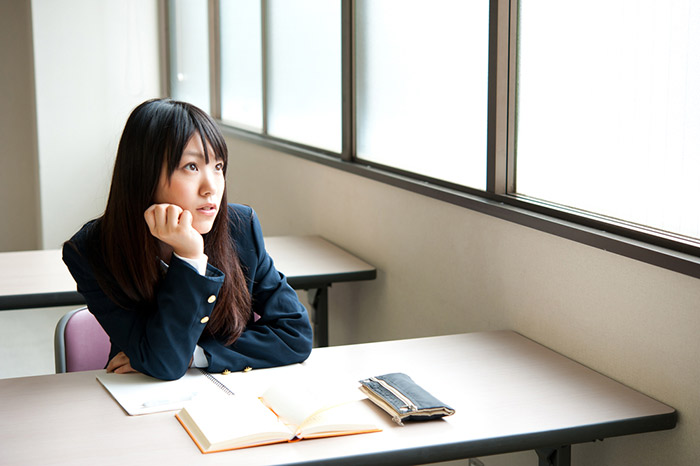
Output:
[161, 0, 700, 280]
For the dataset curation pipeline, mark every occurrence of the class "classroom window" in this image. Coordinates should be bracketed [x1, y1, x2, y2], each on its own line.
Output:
[167, 0, 700, 277]
[220, 0, 263, 131]
[266, 0, 342, 152]
[168, 0, 210, 113]
[355, 0, 490, 189]
[515, 0, 700, 241]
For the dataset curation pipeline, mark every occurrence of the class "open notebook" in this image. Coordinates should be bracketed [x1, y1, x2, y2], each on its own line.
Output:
[176, 381, 381, 453]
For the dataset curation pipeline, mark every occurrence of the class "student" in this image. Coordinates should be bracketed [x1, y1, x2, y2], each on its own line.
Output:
[63, 98, 313, 380]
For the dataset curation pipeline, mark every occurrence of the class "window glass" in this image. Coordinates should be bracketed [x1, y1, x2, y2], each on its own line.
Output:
[356, 0, 490, 189]
[220, 0, 263, 130]
[516, 0, 700, 240]
[267, 0, 342, 152]
[169, 0, 210, 113]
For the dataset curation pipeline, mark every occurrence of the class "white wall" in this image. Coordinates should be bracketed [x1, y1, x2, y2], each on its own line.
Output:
[31, 0, 161, 248]
[225, 136, 700, 466]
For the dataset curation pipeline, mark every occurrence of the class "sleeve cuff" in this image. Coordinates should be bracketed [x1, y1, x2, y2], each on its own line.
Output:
[192, 345, 209, 368]
[173, 253, 208, 276]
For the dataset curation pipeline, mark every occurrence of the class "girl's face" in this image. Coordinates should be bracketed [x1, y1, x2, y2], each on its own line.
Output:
[153, 134, 225, 235]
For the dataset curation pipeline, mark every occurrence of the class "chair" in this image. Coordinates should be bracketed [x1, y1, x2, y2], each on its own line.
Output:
[54, 307, 110, 373]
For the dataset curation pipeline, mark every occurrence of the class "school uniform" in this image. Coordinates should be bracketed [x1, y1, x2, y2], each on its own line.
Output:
[63, 203, 313, 380]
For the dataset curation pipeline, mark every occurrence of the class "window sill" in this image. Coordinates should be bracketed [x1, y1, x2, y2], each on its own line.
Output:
[220, 124, 700, 281]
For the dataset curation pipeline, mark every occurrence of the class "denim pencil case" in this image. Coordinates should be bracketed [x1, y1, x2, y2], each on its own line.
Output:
[359, 373, 455, 425]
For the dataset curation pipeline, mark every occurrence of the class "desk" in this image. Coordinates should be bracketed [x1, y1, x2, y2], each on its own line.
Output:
[265, 236, 376, 347]
[0, 236, 376, 347]
[0, 331, 676, 466]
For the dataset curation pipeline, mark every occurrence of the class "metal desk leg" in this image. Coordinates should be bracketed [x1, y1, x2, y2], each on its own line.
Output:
[536, 446, 571, 466]
[308, 287, 329, 347]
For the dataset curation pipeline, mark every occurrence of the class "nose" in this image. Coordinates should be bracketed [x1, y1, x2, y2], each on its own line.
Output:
[200, 167, 218, 197]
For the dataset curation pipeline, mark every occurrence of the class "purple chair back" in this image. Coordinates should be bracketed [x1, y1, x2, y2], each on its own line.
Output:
[55, 308, 110, 373]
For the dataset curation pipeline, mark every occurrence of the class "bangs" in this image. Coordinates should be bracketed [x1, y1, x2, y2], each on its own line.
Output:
[163, 102, 228, 178]
[195, 116, 228, 166]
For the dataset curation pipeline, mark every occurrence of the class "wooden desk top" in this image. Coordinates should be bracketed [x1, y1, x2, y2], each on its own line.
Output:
[0, 235, 376, 310]
[0, 331, 676, 465]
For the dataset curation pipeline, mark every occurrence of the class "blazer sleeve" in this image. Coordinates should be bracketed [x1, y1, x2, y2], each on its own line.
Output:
[63, 238, 225, 381]
[197, 206, 313, 373]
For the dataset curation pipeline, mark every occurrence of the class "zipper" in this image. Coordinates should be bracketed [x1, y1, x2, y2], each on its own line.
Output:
[370, 377, 417, 412]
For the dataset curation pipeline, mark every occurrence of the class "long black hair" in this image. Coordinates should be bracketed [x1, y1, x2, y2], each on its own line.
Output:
[98, 98, 251, 344]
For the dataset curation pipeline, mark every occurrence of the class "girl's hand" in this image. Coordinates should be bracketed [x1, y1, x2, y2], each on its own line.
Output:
[106, 351, 139, 374]
[144, 204, 205, 260]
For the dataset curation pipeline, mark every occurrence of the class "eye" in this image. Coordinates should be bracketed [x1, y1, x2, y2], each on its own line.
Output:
[215, 162, 224, 171]
[184, 162, 198, 171]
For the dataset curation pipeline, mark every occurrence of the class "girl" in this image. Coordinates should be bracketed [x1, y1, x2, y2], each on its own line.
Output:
[63, 99, 313, 380]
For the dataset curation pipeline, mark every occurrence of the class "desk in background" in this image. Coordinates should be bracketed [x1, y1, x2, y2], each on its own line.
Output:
[265, 236, 376, 347]
[0, 235, 376, 347]
[0, 331, 676, 466]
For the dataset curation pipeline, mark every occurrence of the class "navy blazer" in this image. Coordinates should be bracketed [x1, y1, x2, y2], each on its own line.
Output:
[63, 204, 313, 380]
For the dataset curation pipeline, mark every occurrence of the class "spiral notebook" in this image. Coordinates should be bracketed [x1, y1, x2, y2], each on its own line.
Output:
[96, 368, 235, 415]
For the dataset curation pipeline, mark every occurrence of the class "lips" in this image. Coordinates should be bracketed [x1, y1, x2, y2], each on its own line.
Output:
[197, 204, 218, 215]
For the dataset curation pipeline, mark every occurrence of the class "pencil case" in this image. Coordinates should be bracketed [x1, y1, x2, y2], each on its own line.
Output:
[359, 372, 455, 425]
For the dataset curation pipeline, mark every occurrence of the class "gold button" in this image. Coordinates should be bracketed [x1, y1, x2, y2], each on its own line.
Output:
[207, 295, 216, 304]
[243, 366, 252, 373]
[222, 369, 231, 375]
[200, 316, 210, 324]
